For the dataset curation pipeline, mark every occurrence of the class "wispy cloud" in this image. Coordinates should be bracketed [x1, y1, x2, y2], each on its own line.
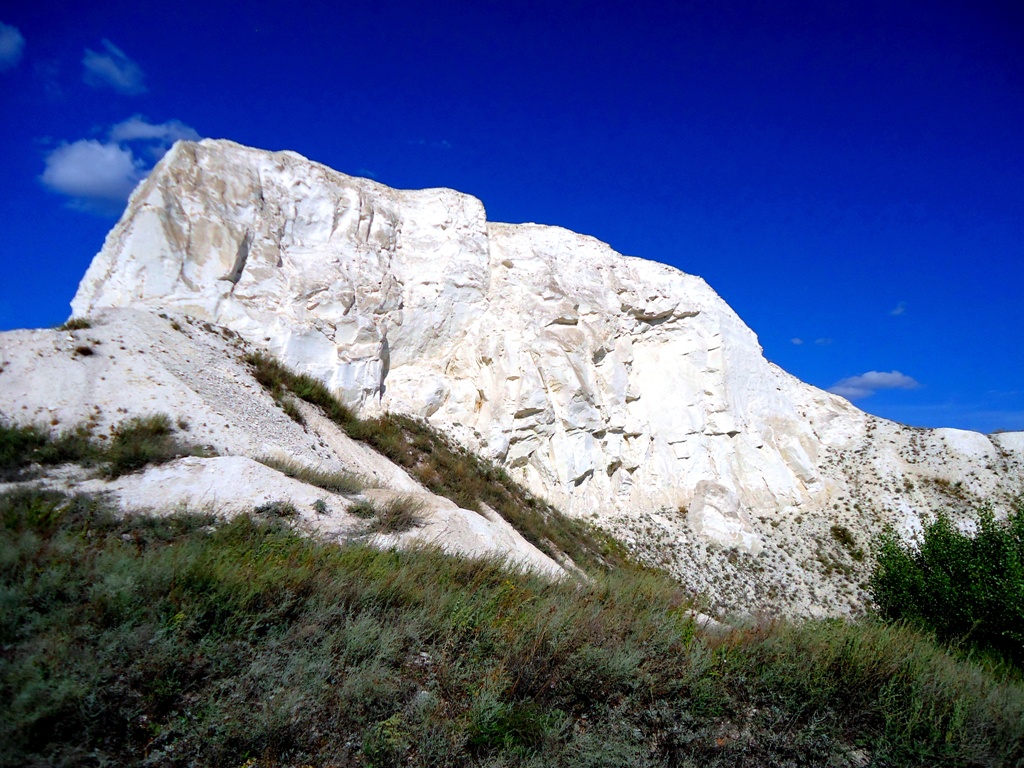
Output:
[109, 115, 200, 156]
[410, 138, 453, 149]
[814, 338, 832, 346]
[33, 59, 63, 100]
[828, 370, 920, 400]
[790, 337, 804, 345]
[0, 22, 25, 71]
[889, 301, 907, 316]
[82, 39, 146, 95]
[41, 116, 200, 213]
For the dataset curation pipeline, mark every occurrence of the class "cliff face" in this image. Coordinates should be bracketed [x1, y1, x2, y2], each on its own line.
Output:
[71, 139, 1024, 614]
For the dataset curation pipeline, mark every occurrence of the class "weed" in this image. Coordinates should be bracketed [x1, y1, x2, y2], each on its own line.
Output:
[345, 496, 426, 533]
[103, 414, 194, 477]
[348, 499, 378, 519]
[279, 395, 305, 425]
[254, 500, 300, 518]
[0, 419, 101, 477]
[257, 455, 364, 494]
[831, 524, 865, 560]
[931, 477, 968, 500]
[245, 351, 355, 427]
[56, 317, 91, 331]
[371, 495, 425, 534]
[0, 420, 49, 472]
[1, 414, 205, 481]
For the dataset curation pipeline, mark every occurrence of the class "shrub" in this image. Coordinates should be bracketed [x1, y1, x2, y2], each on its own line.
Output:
[348, 499, 379, 519]
[870, 498, 1024, 667]
[104, 414, 202, 478]
[2, 414, 206, 481]
[35, 424, 101, 466]
[371, 495, 425, 534]
[0, 421, 49, 472]
[346, 496, 426, 533]
[831, 523, 864, 561]
[0, 419, 101, 476]
[56, 317, 91, 331]
[255, 500, 300, 518]
[245, 351, 356, 428]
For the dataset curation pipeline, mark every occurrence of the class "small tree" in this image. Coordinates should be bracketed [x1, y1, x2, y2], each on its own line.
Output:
[870, 497, 1024, 666]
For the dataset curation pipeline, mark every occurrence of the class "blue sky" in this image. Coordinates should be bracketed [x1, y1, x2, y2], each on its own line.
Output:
[1, 1, 1021, 433]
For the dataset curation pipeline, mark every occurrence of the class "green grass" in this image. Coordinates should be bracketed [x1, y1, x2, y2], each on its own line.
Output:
[0, 413, 207, 480]
[1, 420, 101, 478]
[103, 413, 206, 478]
[352, 495, 426, 534]
[244, 352, 637, 573]
[256, 454, 365, 494]
[2, 486, 1023, 767]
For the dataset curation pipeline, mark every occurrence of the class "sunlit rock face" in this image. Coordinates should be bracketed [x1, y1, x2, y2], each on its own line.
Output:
[73, 140, 1023, 613]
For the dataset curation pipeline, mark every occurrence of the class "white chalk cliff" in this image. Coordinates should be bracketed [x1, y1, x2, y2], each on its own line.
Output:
[68, 139, 1023, 614]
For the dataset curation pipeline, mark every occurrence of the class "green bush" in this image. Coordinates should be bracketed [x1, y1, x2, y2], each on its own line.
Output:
[870, 498, 1024, 667]
[0, 421, 49, 472]
[0, 419, 101, 476]
[104, 413, 198, 478]
[2, 414, 204, 480]
[343, 496, 426, 533]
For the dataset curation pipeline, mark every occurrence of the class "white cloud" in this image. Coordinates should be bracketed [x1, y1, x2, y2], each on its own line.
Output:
[889, 301, 907, 316]
[828, 370, 920, 400]
[0, 22, 25, 71]
[41, 117, 201, 213]
[814, 337, 832, 346]
[41, 140, 142, 203]
[82, 39, 146, 95]
[791, 337, 804, 345]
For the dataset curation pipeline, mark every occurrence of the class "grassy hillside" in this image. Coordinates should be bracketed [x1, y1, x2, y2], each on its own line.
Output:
[244, 351, 633, 572]
[3, 487, 1023, 767]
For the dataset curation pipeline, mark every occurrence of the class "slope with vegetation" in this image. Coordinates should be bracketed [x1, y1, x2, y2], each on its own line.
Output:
[3, 486, 1024, 767]
[244, 351, 632, 573]
[0, 413, 204, 481]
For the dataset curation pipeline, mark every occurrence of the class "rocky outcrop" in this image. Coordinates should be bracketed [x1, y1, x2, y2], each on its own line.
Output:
[66, 139, 1024, 615]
